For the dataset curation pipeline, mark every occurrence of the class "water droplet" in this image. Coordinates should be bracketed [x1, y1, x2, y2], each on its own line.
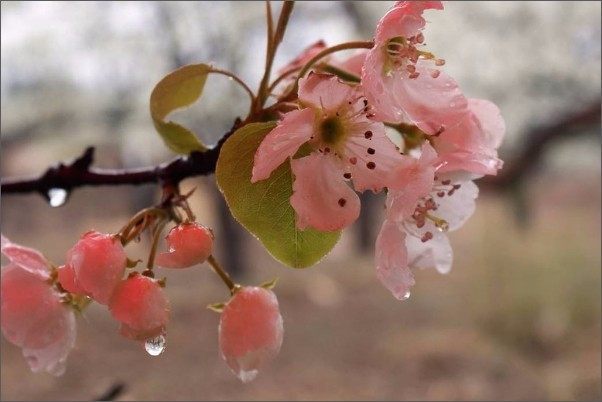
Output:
[237, 369, 259, 383]
[402, 291, 411, 300]
[47, 188, 68, 207]
[436, 220, 449, 232]
[145, 334, 166, 356]
[47, 361, 66, 376]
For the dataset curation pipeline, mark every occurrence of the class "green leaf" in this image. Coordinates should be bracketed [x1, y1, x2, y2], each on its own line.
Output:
[216, 122, 341, 268]
[150, 64, 212, 154]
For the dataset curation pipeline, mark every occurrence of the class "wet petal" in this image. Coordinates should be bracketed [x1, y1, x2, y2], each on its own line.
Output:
[155, 223, 213, 269]
[432, 178, 478, 232]
[375, 220, 415, 300]
[344, 121, 405, 193]
[376, 1, 443, 44]
[57, 264, 87, 295]
[298, 72, 357, 112]
[290, 153, 360, 232]
[405, 230, 453, 274]
[1, 234, 50, 280]
[252, 108, 315, 183]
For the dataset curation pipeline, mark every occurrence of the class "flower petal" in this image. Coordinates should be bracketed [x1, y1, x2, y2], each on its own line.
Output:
[298, 72, 357, 112]
[386, 144, 437, 222]
[57, 264, 87, 295]
[376, 1, 443, 44]
[1, 234, 50, 280]
[432, 178, 479, 232]
[405, 230, 453, 274]
[344, 120, 405, 193]
[155, 223, 213, 269]
[252, 108, 315, 183]
[290, 153, 360, 232]
[375, 220, 415, 300]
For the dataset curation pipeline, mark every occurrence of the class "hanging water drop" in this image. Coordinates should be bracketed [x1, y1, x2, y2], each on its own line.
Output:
[144, 334, 166, 356]
[402, 291, 411, 300]
[436, 220, 449, 232]
[47, 188, 68, 207]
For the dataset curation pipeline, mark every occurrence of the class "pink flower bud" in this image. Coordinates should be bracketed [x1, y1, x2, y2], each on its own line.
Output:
[218, 287, 284, 383]
[155, 223, 213, 269]
[61, 231, 126, 305]
[1, 264, 76, 376]
[109, 274, 169, 341]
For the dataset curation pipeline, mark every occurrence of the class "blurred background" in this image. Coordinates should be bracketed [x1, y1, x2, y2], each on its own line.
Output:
[1, 1, 600, 400]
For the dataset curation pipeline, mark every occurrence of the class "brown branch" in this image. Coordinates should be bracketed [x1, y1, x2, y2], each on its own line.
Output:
[1, 119, 242, 202]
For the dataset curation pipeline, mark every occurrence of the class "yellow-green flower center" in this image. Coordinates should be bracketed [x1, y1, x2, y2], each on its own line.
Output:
[320, 116, 345, 146]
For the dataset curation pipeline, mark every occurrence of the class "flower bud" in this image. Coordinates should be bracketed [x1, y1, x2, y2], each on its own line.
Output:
[155, 222, 213, 269]
[218, 287, 284, 383]
[109, 274, 169, 341]
[61, 231, 126, 305]
[1, 264, 76, 376]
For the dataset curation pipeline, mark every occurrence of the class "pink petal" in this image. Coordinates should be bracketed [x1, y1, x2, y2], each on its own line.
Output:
[298, 72, 357, 112]
[1, 264, 76, 376]
[1, 234, 50, 280]
[405, 230, 453, 274]
[252, 108, 315, 183]
[109, 274, 169, 341]
[344, 120, 404, 193]
[57, 264, 87, 295]
[155, 223, 214, 269]
[386, 144, 437, 222]
[66, 231, 126, 305]
[432, 178, 479, 231]
[219, 287, 283, 383]
[376, 1, 443, 45]
[435, 99, 505, 175]
[290, 153, 360, 232]
[375, 220, 415, 300]
[333, 50, 367, 77]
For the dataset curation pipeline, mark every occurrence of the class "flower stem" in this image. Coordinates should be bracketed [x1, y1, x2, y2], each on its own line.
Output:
[207, 255, 237, 294]
[118, 207, 167, 246]
[147, 218, 168, 270]
[285, 40, 374, 99]
[256, 1, 295, 111]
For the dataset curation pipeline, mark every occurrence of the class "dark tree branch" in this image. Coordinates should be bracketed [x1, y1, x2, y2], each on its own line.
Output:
[1, 119, 242, 201]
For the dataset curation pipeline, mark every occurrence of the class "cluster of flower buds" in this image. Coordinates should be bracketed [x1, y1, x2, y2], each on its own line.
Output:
[253, 1, 505, 300]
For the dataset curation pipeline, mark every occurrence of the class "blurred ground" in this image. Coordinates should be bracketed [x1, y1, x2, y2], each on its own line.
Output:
[1, 171, 600, 401]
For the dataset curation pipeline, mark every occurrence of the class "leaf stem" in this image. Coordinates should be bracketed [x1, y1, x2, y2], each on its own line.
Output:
[147, 218, 168, 269]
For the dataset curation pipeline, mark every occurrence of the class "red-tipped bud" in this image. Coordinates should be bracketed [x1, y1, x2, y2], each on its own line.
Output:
[60, 231, 126, 304]
[218, 287, 284, 383]
[109, 274, 169, 341]
[155, 223, 213, 269]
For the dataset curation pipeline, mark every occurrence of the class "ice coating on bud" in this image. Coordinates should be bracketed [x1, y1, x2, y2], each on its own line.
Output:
[155, 223, 213, 269]
[109, 274, 169, 341]
[218, 287, 284, 383]
[1, 233, 51, 280]
[1, 264, 76, 376]
[62, 231, 126, 305]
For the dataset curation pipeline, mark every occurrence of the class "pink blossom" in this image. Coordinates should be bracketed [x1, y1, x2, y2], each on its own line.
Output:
[218, 287, 283, 383]
[109, 274, 169, 341]
[252, 72, 404, 231]
[1, 238, 76, 376]
[375, 145, 479, 299]
[60, 231, 126, 305]
[362, 1, 468, 132]
[155, 223, 214, 269]
[1, 234, 51, 280]
[433, 99, 506, 176]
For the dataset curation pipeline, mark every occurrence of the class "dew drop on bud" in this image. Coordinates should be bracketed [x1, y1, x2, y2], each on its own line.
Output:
[47, 188, 68, 207]
[144, 334, 166, 356]
[402, 291, 411, 300]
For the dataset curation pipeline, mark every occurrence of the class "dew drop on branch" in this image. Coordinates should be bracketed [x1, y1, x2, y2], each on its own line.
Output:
[144, 334, 166, 356]
[47, 188, 68, 207]
[402, 291, 411, 300]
